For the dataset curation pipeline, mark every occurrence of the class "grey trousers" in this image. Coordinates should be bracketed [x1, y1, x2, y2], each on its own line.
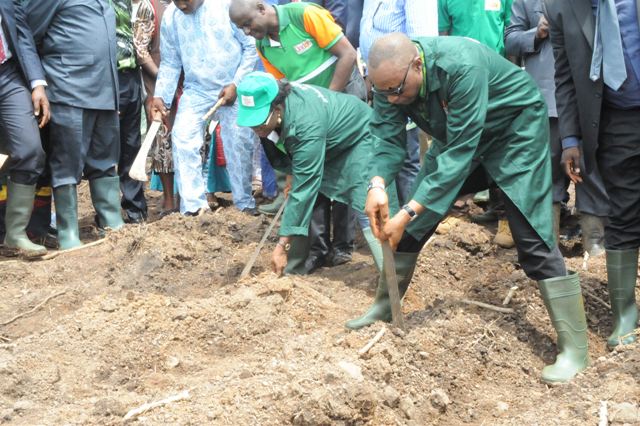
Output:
[0, 61, 45, 185]
[48, 103, 119, 187]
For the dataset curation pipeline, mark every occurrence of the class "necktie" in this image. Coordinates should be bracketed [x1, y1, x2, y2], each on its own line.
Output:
[589, 0, 628, 91]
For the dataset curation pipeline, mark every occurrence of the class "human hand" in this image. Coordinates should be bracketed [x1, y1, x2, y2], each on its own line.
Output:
[150, 97, 168, 122]
[536, 15, 549, 40]
[218, 83, 238, 105]
[365, 179, 389, 239]
[272, 244, 288, 277]
[381, 212, 410, 250]
[561, 147, 583, 183]
[32, 86, 50, 128]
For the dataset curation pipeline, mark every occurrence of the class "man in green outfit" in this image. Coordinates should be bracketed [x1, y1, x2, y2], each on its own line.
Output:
[349, 33, 589, 384]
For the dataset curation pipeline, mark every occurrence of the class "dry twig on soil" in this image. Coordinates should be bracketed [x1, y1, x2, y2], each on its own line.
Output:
[461, 299, 515, 314]
[502, 286, 518, 305]
[358, 326, 386, 356]
[0, 288, 68, 326]
[39, 239, 106, 261]
[123, 389, 191, 422]
[0, 343, 16, 349]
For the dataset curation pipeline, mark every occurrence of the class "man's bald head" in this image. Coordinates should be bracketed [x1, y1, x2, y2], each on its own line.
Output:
[229, 0, 259, 20]
[229, 0, 276, 40]
[368, 33, 417, 72]
[368, 33, 423, 106]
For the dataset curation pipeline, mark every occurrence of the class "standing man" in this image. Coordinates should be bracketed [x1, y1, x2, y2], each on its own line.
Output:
[152, 0, 259, 216]
[230, 0, 367, 273]
[350, 34, 590, 384]
[278, 0, 347, 30]
[24, 0, 124, 250]
[544, 0, 640, 348]
[505, 0, 609, 257]
[359, 0, 438, 205]
[113, 0, 148, 224]
[0, 1, 49, 257]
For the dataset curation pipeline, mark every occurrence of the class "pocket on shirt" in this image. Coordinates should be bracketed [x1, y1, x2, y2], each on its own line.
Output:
[371, 1, 403, 32]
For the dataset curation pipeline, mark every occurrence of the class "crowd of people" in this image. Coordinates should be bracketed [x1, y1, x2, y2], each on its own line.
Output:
[0, 0, 638, 386]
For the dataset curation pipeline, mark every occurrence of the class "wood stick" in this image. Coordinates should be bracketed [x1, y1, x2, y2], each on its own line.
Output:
[240, 198, 287, 279]
[582, 287, 611, 310]
[123, 389, 190, 422]
[502, 286, 518, 305]
[461, 298, 515, 314]
[0, 288, 67, 326]
[358, 326, 386, 356]
[201, 98, 225, 121]
[39, 239, 106, 261]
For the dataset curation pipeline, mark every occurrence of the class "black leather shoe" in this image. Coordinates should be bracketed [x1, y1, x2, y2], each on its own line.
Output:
[303, 255, 326, 274]
[329, 250, 352, 266]
[241, 207, 261, 216]
[124, 211, 147, 224]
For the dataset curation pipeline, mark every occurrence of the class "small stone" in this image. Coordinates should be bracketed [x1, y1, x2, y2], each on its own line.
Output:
[496, 401, 509, 414]
[1, 408, 13, 421]
[12, 400, 33, 412]
[100, 299, 118, 313]
[239, 369, 253, 379]
[166, 356, 180, 369]
[399, 396, 415, 419]
[609, 402, 640, 424]
[337, 360, 364, 382]
[418, 351, 429, 359]
[392, 328, 406, 338]
[430, 388, 451, 413]
[383, 385, 400, 407]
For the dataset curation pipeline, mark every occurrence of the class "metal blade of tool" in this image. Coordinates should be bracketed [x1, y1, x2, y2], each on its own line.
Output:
[381, 240, 405, 331]
[129, 120, 162, 182]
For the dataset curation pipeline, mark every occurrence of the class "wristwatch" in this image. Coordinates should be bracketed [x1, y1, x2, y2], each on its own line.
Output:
[277, 240, 291, 252]
[402, 204, 418, 221]
[367, 181, 385, 192]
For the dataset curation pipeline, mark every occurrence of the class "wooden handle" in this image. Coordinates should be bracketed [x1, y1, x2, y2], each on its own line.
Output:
[201, 98, 225, 121]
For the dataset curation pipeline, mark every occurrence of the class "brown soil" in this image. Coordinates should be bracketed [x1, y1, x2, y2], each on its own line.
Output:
[0, 188, 638, 425]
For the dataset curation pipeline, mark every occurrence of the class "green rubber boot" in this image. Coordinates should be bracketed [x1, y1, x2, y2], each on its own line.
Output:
[362, 227, 383, 272]
[538, 271, 590, 383]
[259, 171, 286, 216]
[53, 185, 82, 250]
[345, 251, 419, 330]
[89, 176, 124, 230]
[605, 249, 639, 348]
[284, 235, 310, 275]
[3, 181, 47, 258]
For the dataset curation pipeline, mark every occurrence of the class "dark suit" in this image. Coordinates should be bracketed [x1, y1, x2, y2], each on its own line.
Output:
[545, 0, 640, 249]
[278, 0, 348, 30]
[507, 0, 608, 217]
[0, 1, 45, 185]
[24, 0, 120, 187]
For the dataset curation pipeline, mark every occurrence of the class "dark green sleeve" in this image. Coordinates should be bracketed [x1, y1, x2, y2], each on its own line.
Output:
[261, 138, 292, 174]
[411, 65, 488, 215]
[279, 127, 327, 237]
[370, 93, 408, 185]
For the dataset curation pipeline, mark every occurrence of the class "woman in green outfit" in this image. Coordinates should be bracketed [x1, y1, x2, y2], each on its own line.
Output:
[235, 71, 385, 275]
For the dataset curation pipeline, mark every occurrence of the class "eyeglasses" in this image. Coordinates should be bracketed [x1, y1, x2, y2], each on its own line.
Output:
[252, 110, 275, 130]
[372, 57, 418, 96]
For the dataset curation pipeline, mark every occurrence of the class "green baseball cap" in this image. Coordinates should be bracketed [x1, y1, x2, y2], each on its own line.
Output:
[236, 71, 279, 127]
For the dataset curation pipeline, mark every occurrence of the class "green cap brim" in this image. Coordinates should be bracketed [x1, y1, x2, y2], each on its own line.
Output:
[237, 104, 271, 128]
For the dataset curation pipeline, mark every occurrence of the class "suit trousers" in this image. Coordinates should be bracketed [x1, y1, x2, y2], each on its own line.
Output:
[397, 165, 567, 281]
[117, 69, 147, 218]
[48, 104, 119, 187]
[597, 106, 640, 250]
[549, 118, 609, 216]
[0, 60, 45, 185]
